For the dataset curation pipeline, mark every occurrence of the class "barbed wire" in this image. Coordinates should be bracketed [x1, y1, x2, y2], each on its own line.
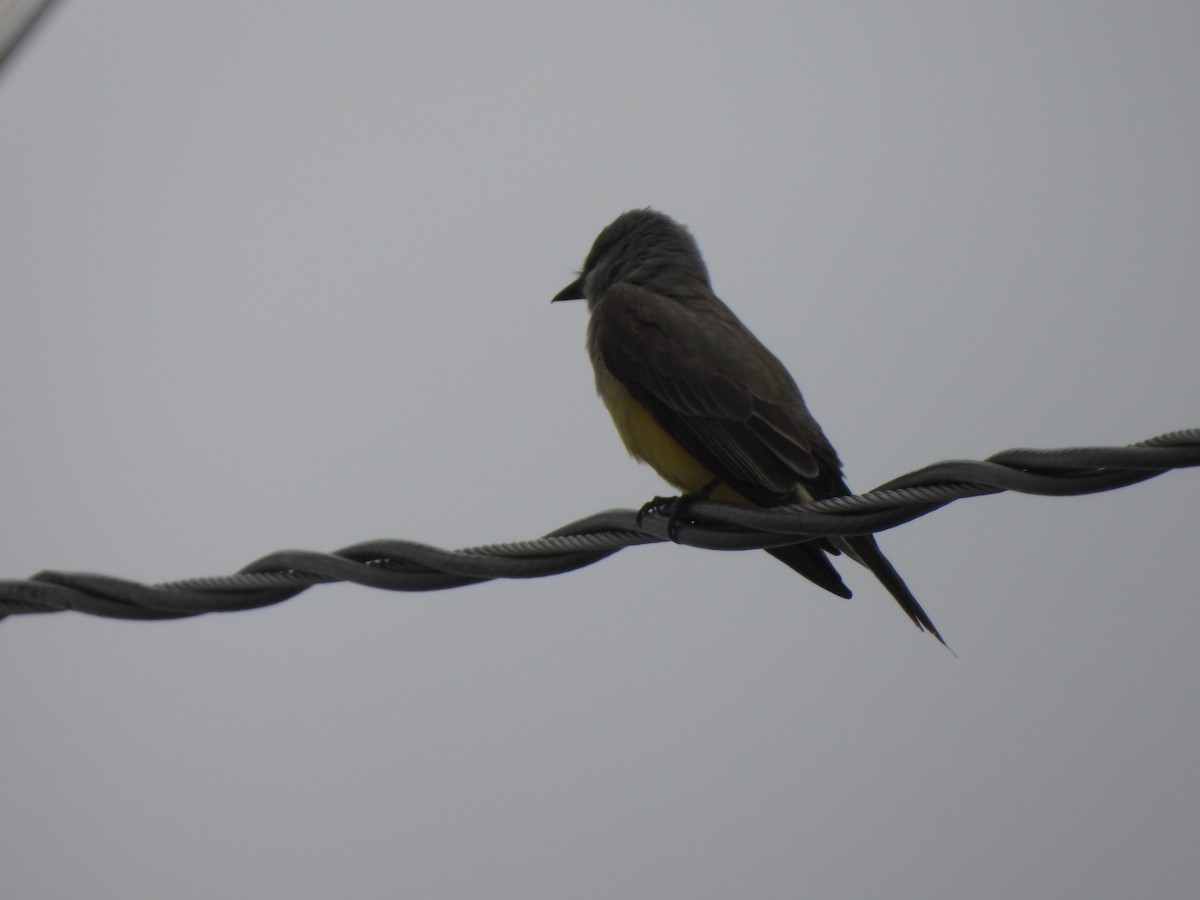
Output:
[2, 427, 1196, 622]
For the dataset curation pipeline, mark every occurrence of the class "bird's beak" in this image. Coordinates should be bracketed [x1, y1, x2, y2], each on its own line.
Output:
[551, 277, 585, 303]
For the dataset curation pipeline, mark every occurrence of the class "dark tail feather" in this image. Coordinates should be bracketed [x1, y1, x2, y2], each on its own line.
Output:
[841, 534, 948, 647]
[766, 542, 852, 600]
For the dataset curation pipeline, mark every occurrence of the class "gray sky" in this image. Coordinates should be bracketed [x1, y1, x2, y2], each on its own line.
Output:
[2, 2, 1198, 898]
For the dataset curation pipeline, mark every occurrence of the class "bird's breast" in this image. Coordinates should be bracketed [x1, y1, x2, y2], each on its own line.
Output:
[592, 361, 715, 493]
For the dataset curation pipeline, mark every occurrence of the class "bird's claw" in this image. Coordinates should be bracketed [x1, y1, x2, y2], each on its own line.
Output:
[636, 481, 720, 542]
[636, 495, 680, 535]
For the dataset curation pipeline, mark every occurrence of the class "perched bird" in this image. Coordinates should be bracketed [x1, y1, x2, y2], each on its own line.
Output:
[553, 208, 944, 643]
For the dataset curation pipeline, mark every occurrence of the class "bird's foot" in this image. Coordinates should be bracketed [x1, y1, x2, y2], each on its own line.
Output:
[636, 480, 720, 542]
[636, 495, 679, 532]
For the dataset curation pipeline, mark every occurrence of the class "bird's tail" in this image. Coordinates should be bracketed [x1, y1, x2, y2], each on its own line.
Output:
[765, 542, 852, 600]
[835, 534, 948, 647]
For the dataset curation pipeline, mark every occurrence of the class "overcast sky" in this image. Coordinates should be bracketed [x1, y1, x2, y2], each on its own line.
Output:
[2, 3, 1198, 898]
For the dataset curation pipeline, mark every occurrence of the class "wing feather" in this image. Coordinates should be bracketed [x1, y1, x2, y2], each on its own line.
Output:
[590, 282, 842, 503]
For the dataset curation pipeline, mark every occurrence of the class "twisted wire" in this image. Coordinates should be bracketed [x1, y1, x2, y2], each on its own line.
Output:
[2, 428, 1197, 621]
[0, 0, 60, 74]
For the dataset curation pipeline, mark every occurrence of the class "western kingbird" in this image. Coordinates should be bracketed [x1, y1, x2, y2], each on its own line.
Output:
[552, 208, 944, 643]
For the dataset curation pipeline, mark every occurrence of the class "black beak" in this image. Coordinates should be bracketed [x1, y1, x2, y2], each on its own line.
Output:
[551, 277, 585, 303]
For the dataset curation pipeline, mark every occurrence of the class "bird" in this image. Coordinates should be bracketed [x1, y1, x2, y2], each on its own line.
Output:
[552, 208, 945, 644]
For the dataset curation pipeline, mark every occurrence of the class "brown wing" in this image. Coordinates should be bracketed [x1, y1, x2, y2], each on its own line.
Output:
[589, 281, 845, 505]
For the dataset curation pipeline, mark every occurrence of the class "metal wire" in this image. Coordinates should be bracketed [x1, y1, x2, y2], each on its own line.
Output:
[2, 427, 1197, 621]
[0, 0, 60, 74]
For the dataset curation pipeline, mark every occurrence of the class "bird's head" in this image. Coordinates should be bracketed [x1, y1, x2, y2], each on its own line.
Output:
[551, 208, 711, 306]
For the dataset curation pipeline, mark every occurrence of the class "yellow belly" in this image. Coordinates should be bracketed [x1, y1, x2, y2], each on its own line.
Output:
[597, 367, 747, 499]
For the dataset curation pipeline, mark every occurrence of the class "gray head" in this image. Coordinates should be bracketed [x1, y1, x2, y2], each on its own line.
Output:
[551, 209, 712, 305]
